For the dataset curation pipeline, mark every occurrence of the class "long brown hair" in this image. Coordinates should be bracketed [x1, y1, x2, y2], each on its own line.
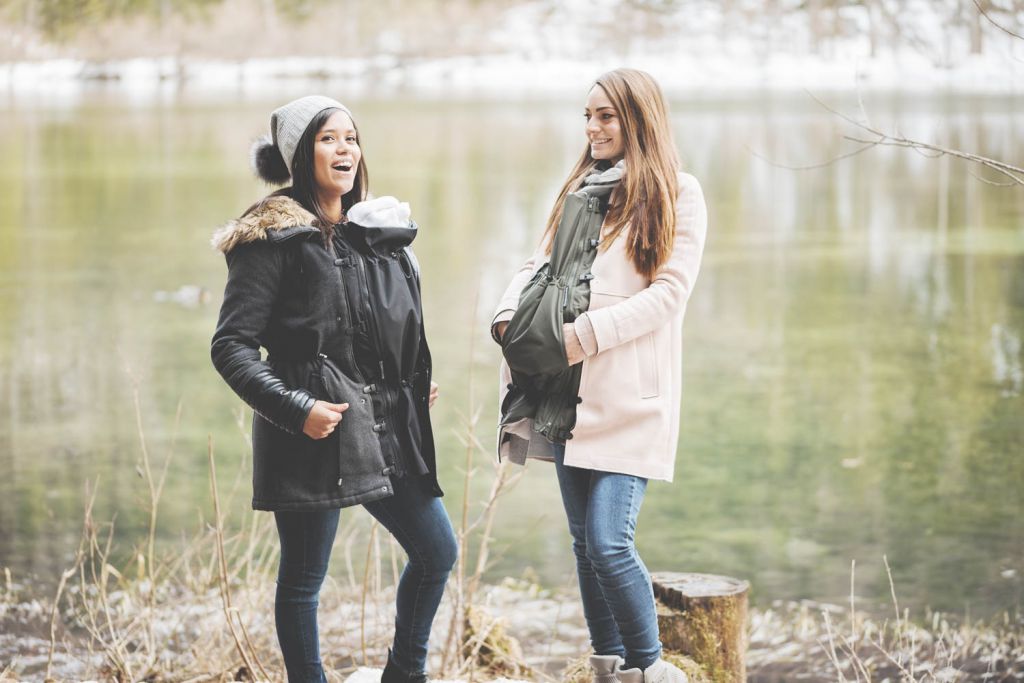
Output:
[542, 69, 679, 280]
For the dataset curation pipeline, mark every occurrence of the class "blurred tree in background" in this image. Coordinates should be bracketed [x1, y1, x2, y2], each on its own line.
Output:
[0, 0, 1020, 63]
[4, 0, 221, 41]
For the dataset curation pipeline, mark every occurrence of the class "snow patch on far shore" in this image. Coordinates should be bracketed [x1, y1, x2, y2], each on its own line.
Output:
[0, 0, 1021, 97]
[0, 49, 1019, 99]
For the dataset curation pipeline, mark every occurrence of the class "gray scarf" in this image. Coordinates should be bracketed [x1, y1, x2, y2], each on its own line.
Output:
[579, 160, 624, 201]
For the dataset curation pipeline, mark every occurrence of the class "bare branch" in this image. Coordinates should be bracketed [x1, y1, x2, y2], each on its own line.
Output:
[208, 437, 270, 681]
[910, 145, 946, 160]
[804, 89, 870, 130]
[973, 0, 1024, 41]
[843, 134, 1024, 185]
[748, 141, 881, 171]
[763, 89, 1024, 188]
[968, 168, 1020, 186]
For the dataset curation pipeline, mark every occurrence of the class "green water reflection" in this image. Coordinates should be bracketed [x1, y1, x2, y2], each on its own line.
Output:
[0, 90, 1021, 617]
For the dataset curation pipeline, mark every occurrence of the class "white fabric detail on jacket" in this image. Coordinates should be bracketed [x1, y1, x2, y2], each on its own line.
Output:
[347, 195, 412, 227]
[347, 196, 420, 277]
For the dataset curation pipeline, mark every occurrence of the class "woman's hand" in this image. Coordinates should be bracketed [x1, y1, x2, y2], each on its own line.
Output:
[302, 400, 348, 439]
[429, 381, 439, 409]
[494, 320, 509, 342]
[563, 323, 585, 365]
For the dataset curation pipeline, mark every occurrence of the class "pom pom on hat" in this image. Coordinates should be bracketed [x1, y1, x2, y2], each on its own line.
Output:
[250, 134, 290, 185]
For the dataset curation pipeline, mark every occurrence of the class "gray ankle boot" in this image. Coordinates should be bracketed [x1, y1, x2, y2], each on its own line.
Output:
[589, 654, 624, 683]
[619, 658, 688, 683]
[616, 667, 644, 683]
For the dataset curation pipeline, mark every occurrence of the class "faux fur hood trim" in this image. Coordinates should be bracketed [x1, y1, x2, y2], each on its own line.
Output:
[211, 196, 317, 254]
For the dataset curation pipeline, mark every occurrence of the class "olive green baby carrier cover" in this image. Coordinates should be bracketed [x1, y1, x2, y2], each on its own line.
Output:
[499, 164, 621, 456]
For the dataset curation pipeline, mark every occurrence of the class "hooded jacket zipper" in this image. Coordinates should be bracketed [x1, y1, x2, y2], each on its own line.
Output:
[332, 251, 356, 331]
[561, 194, 600, 317]
[353, 249, 401, 470]
[541, 193, 602, 441]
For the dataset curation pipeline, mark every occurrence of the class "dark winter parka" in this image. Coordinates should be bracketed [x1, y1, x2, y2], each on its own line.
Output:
[210, 195, 442, 511]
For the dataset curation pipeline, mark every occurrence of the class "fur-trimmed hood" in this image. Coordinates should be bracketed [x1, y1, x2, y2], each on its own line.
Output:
[211, 195, 317, 254]
[211, 195, 417, 254]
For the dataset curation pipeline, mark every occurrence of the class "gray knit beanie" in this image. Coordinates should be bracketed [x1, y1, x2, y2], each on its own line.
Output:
[251, 95, 350, 184]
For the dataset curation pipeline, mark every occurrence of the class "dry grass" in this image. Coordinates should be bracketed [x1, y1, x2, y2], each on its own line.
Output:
[3, 469, 1023, 681]
[0, 321, 541, 681]
[1, 361, 1022, 681]
[0, 437, 535, 681]
[747, 559, 1024, 682]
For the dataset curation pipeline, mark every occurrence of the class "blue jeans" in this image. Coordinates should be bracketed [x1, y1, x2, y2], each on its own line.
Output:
[273, 476, 457, 682]
[554, 446, 661, 671]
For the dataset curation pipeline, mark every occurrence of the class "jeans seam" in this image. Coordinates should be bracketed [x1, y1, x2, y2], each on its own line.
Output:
[584, 471, 658, 672]
[369, 497, 430, 673]
[277, 511, 335, 681]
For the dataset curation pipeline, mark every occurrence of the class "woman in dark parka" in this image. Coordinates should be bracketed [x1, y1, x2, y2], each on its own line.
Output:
[211, 95, 456, 683]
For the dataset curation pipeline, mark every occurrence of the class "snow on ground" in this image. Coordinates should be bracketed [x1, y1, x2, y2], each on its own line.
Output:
[343, 669, 528, 683]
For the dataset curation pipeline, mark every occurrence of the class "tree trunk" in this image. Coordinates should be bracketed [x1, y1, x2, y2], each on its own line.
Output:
[969, 1, 985, 55]
[652, 572, 749, 683]
[866, 0, 878, 59]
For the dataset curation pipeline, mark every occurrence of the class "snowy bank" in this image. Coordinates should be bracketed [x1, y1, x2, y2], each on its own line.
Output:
[1, 0, 1021, 96]
[1, 49, 1020, 98]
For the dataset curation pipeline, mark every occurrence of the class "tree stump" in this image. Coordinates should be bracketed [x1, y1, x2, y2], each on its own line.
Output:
[652, 572, 749, 683]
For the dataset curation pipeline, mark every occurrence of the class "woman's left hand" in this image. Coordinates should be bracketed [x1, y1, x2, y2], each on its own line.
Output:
[563, 323, 585, 365]
[429, 381, 439, 409]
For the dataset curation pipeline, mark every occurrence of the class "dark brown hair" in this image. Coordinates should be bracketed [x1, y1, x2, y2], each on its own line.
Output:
[289, 107, 368, 242]
[242, 107, 369, 244]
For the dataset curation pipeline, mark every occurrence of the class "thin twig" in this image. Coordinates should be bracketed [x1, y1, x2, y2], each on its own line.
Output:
[46, 480, 97, 680]
[849, 559, 856, 642]
[973, 0, 1024, 41]
[209, 436, 270, 681]
[468, 461, 519, 600]
[884, 555, 902, 637]
[821, 610, 848, 682]
[360, 521, 380, 666]
[842, 133, 1024, 185]
[441, 289, 483, 676]
[967, 167, 1019, 187]
[389, 535, 401, 588]
[747, 141, 880, 171]
[131, 383, 180, 669]
[798, 89, 1024, 186]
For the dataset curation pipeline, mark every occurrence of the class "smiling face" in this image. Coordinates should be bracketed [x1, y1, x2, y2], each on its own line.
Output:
[312, 109, 361, 201]
[585, 85, 624, 163]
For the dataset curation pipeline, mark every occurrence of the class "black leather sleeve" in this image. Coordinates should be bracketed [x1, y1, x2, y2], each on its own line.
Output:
[211, 241, 315, 435]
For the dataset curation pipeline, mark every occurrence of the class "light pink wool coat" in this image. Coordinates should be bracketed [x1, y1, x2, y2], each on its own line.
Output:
[492, 172, 708, 481]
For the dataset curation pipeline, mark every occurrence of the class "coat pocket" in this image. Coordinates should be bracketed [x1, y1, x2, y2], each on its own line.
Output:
[319, 358, 388, 477]
[636, 333, 659, 399]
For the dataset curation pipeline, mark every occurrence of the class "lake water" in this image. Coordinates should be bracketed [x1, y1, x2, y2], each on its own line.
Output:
[0, 88, 1021, 619]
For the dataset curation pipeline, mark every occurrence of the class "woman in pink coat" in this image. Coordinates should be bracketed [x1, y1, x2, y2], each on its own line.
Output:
[491, 69, 707, 683]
